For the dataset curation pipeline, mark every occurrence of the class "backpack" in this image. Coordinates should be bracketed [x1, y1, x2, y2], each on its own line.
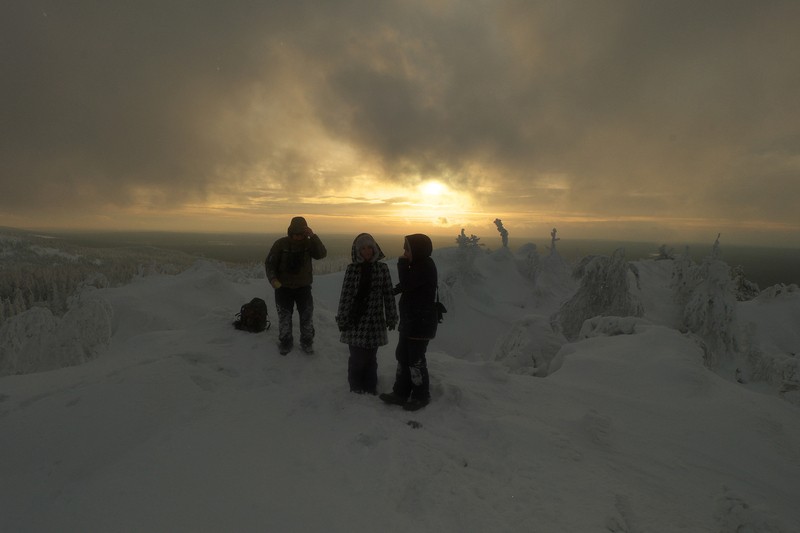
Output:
[233, 297, 270, 332]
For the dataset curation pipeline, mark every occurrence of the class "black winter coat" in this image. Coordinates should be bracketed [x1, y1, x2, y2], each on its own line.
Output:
[396, 234, 438, 340]
[265, 234, 327, 288]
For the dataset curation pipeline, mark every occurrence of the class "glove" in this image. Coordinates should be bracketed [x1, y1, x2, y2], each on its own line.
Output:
[387, 322, 396, 331]
[271, 279, 282, 289]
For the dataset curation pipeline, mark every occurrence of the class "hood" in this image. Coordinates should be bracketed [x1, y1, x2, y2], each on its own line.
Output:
[351, 233, 385, 263]
[287, 216, 308, 236]
[405, 233, 433, 261]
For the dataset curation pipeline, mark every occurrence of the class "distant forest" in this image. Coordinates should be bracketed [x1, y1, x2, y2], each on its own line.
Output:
[2, 227, 798, 326]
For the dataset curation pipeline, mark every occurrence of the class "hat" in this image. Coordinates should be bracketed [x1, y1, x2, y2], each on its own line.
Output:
[288, 216, 308, 236]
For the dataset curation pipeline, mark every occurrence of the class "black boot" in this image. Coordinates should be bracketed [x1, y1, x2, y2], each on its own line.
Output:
[379, 392, 406, 406]
[403, 398, 430, 412]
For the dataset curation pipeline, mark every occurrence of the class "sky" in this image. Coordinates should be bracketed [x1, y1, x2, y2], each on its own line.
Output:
[2, 236, 800, 530]
[2, 0, 800, 246]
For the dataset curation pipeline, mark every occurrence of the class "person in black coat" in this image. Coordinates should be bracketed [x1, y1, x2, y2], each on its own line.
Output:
[379, 233, 438, 411]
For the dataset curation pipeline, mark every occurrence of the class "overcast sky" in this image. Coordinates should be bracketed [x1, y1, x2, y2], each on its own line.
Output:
[2, 0, 799, 245]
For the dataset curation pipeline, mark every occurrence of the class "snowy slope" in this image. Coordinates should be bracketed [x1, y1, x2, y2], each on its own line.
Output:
[1, 246, 799, 532]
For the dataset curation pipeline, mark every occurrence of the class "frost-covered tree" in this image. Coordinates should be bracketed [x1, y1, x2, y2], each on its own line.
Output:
[553, 248, 643, 340]
[547, 228, 560, 256]
[456, 229, 481, 249]
[679, 235, 741, 369]
[711, 233, 722, 260]
[0, 294, 112, 376]
[731, 265, 760, 302]
[654, 244, 675, 260]
[493, 219, 509, 247]
[671, 245, 696, 309]
[515, 243, 540, 282]
[452, 229, 484, 282]
[0, 230, 199, 325]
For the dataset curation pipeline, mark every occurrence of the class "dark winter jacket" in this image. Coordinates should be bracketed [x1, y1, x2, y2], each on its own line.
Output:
[265, 230, 327, 289]
[396, 233, 438, 340]
[336, 234, 398, 347]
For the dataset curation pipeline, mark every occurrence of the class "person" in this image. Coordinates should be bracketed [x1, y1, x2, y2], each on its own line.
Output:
[379, 233, 438, 411]
[336, 233, 398, 394]
[265, 216, 327, 355]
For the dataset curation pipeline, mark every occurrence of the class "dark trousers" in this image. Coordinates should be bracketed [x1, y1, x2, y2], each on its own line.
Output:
[274, 286, 314, 346]
[348, 345, 378, 394]
[392, 336, 430, 401]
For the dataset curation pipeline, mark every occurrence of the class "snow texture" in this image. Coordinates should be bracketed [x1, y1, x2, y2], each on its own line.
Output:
[1, 240, 799, 532]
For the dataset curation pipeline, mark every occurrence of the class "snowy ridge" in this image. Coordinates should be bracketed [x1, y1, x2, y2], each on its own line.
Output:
[1, 242, 799, 531]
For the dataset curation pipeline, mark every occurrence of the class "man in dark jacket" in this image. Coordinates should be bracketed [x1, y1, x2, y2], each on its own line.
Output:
[379, 233, 438, 411]
[265, 217, 327, 355]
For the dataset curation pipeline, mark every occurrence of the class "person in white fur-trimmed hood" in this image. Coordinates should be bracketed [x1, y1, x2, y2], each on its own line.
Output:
[336, 233, 398, 394]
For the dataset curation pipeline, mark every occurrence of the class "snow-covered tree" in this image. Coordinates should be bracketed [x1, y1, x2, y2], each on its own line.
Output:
[493, 219, 509, 247]
[731, 265, 760, 302]
[515, 243, 540, 282]
[492, 315, 566, 377]
[680, 236, 740, 369]
[452, 229, 484, 282]
[456, 229, 481, 249]
[670, 246, 696, 309]
[553, 248, 643, 341]
[711, 233, 722, 260]
[547, 228, 560, 256]
[654, 244, 675, 260]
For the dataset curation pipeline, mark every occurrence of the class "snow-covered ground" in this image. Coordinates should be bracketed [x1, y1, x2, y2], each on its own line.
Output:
[1, 242, 799, 532]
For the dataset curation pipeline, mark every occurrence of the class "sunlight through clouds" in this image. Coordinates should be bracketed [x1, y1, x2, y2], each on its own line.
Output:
[2, 1, 800, 245]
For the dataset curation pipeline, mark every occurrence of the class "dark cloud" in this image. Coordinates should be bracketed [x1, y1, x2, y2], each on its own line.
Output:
[1, 0, 799, 241]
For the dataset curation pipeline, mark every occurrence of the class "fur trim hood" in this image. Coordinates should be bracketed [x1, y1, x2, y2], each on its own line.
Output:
[351, 233, 386, 263]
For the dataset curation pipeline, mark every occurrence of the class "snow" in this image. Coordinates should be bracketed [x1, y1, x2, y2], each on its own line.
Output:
[1, 244, 799, 532]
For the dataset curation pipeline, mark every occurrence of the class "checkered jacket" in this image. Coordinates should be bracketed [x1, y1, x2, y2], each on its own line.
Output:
[336, 236, 398, 348]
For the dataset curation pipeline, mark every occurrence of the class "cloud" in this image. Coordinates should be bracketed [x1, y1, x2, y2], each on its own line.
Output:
[1, 0, 799, 243]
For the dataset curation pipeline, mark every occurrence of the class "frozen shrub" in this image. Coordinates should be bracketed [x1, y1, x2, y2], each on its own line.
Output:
[671, 246, 696, 309]
[681, 238, 740, 369]
[731, 265, 760, 302]
[515, 243, 540, 282]
[553, 248, 643, 341]
[0, 294, 112, 376]
[492, 315, 566, 376]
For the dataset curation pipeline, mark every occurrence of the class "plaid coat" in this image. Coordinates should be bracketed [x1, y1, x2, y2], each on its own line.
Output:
[336, 234, 398, 348]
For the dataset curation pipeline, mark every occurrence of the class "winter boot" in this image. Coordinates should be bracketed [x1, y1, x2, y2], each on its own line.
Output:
[403, 398, 430, 412]
[379, 392, 406, 406]
[279, 340, 293, 355]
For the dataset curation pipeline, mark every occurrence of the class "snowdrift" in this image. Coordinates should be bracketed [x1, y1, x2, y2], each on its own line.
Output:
[1, 243, 799, 532]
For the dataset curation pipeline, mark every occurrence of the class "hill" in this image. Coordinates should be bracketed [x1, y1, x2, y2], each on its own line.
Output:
[1, 238, 799, 531]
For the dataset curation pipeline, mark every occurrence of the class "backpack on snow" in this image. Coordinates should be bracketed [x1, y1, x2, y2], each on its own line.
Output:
[233, 297, 271, 332]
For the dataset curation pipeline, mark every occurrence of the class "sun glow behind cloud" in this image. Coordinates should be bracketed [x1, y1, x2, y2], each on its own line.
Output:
[186, 174, 480, 234]
[393, 180, 476, 227]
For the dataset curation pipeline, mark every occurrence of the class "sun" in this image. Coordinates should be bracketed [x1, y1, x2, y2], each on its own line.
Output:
[401, 180, 474, 227]
[419, 180, 447, 197]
